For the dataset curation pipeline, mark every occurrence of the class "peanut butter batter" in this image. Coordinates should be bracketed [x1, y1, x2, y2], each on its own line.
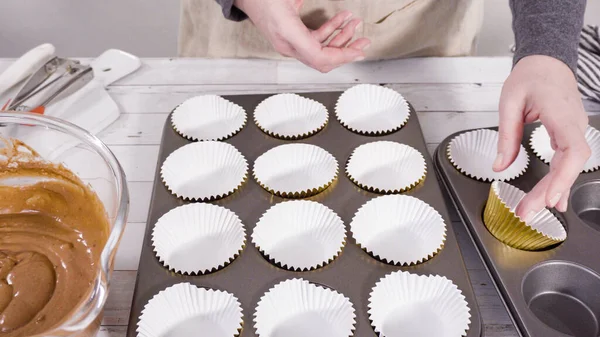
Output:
[0, 139, 109, 336]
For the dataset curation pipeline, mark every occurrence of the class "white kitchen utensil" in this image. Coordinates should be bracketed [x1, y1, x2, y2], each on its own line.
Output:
[0, 43, 56, 99]
[8, 49, 141, 160]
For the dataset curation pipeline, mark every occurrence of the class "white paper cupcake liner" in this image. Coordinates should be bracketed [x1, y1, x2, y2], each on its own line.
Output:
[253, 143, 338, 198]
[335, 84, 410, 135]
[254, 93, 328, 139]
[252, 200, 345, 271]
[351, 195, 446, 266]
[448, 129, 529, 182]
[171, 95, 247, 141]
[254, 278, 356, 337]
[137, 282, 243, 337]
[529, 124, 600, 173]
[161, 141, 248, 201]
[484, 181, 567, 250]
[368, 270, 471, 337]
[151, 203, 246, 275]
[346, 141, 426, 193]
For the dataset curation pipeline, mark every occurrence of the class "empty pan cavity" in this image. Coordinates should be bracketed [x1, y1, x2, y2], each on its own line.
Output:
[571, 180, 600, 231]
[522, 261, 600, 336]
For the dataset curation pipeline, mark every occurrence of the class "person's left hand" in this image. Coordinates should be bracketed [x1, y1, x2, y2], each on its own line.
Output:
[493, 55, 591, 222]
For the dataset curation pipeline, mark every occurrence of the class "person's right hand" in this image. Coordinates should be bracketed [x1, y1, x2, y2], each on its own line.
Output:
[233, 0, 370, 73]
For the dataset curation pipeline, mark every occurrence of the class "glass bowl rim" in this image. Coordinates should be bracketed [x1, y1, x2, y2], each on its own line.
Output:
[0, 111, 129, 334]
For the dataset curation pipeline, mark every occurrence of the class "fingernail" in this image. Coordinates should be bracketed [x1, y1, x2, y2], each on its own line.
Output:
[354, 56, 365, 62]
[557, 202, 567, 212]
[493, 153, 503, 169]
[524, 211, 536, 223]
[549, 193, 562, 207]
[363, 42, 371, 50]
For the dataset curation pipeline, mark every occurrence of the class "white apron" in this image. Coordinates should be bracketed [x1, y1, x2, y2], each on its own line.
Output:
[178, 0, 484, 60]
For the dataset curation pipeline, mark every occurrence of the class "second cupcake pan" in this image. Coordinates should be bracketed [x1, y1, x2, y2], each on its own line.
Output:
[126, 90, 483, 337]
[433, 115, 600, 337]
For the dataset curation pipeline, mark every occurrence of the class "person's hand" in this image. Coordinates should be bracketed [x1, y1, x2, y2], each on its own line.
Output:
[234, 0, 370, 73]
[494, 55, 591, 222]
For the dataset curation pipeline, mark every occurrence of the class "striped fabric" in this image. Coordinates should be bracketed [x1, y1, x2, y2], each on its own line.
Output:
[578, 25, 600, 103]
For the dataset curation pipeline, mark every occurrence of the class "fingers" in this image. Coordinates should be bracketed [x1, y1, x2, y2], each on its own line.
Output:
[494, 87, 526, 172]
[544, 123, 590, 209]
[515, 174, 552, 221]
[311, 10, 353, 43]
[328, 18, 362, 47]
[277, 9, 368, 73]
[347, 37, 371, 50]
[556, 189, 570, 212]
[516, 121, 590, 219]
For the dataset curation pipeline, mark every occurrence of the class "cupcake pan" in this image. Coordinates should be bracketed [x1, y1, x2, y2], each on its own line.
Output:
[433, 115, 600, 337]
[126, 90, 482, 337]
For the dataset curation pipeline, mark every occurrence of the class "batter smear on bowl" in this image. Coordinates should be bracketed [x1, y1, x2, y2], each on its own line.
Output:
[0, 139, 110, 336]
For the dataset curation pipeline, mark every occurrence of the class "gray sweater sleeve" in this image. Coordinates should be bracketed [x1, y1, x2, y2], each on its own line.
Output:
[214, 0, 247, 22]
[510, 0, 586, 75]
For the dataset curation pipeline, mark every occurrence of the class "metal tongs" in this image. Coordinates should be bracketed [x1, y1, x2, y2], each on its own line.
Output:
[3, 57, 93, 114]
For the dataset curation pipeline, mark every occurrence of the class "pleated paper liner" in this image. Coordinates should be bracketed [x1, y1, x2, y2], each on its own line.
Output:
[252, 200, 346, 271]
[253, 143, 339, 198]
[137, 282, 243, 337]
[368, 270, 471, 337]
[350, 195, 446, 266]
[171, 95, 247, 141]
[483, 181, 567, 251]
[253, 93, 328, 139]
[448, 129, 529, 182]
[335, 84, 410, 135]
[151, 203, 246, 275]
[530, 124, 600, 173]
[254, 278, 356, 337]
[161, 141, 248, 201]
[346, 141, 426, 193]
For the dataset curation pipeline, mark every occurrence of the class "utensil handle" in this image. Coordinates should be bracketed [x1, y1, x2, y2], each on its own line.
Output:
[0, 44, 55, 96]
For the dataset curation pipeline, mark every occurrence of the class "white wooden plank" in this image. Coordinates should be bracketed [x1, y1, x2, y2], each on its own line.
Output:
[114, 58, 279, 86]
[107, 83, 507, 114]
[97, 326, 127, 337]
[0, 57, 513, 86]
[110, 145, 159, 182]
[98, 113, 168, 145]
[276, 57, 513, 84]
[114, 222, 146, 271]
[417, 111, 499, 144]
[127, 181, 153, 223]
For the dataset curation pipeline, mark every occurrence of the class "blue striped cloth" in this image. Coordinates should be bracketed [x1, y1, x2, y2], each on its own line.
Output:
[578, 25, 600, 103]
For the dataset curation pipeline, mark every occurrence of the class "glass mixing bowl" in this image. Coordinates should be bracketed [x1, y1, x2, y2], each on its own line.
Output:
[0, 112, 129, 336]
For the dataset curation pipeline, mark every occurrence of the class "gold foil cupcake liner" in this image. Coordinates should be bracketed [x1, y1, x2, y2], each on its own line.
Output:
[346, 141, 426, 194]
[530, 124, 600, 173]
[254, 278, 356, 337]
[253, 143, 339, 198]
[137, 282, 244, 337]
[447, 129, 529, 182]
[351, 195, 447, 266]
[160, 141, 249, 201]
[252, 200, 346, 271]
[483, 181, 567, 250]
[368, 270, 471, 337]
[170, 95, 247, 141]
[253, 93, 329, 140]
[335, 84, 410, 135]
[151, 203, 246, 275]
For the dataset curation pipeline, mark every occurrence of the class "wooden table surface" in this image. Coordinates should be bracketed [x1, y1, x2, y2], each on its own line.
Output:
[1, 57, 599, 337]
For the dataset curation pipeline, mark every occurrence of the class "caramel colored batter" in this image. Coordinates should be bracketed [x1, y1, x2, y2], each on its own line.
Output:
[0, 139, 109, 336]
